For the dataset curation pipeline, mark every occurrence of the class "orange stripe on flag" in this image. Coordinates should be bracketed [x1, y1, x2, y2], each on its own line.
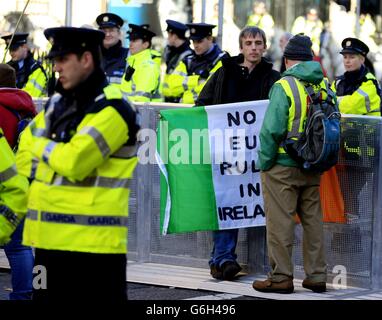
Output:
[294, 166, 346, 224]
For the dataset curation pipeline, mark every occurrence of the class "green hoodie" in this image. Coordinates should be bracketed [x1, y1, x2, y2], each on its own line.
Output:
[258, 61, 324, 171]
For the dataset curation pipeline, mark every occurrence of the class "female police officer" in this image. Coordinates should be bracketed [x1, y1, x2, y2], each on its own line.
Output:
[332, 37, 381, 116]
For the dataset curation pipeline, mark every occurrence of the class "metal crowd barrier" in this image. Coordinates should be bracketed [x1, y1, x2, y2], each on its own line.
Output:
[32, 98, 382, 290]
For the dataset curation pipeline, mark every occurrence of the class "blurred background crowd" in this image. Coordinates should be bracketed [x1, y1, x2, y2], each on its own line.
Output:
[1, 0, 381, 84]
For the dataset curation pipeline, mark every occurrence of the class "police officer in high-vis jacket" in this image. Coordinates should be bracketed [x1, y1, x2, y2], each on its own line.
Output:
[332, 37, 381, 116]
[16, 27, 139, 301]
[171, 23, 227, 104]
[121, 24, 162, 102]
[0, 128, 28, 246]
[1, 33, 48, 97]
[96, 12, 129, 88]
[162, 19, 193, 103]
[332, 37, 381, 220]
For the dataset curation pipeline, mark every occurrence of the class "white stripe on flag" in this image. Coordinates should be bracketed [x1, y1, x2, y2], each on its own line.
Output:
[205, 100, 268, 229]
[156, 150, 171, 235]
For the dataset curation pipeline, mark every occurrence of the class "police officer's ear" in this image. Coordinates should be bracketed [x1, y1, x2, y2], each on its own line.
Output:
[142, 40, 150, 50]
[20, 43, 29, 53]
[80, 51, 95, 69]
[360, 55, 366, 64]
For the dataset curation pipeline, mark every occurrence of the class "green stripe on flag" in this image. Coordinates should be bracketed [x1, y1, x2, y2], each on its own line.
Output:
[158, 107, 218, 234]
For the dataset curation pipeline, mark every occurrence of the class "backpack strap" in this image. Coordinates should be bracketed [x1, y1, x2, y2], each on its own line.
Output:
[283, 76, 302, 139]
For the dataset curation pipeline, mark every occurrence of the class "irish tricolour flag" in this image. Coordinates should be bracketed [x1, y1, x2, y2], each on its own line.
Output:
[156, 100, 268, 235]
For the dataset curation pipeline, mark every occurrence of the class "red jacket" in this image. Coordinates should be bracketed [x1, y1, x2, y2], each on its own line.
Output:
[0, 88, 36, 148]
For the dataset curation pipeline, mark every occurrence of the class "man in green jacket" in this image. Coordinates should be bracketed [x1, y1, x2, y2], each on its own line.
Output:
[253, 35, 328, 294]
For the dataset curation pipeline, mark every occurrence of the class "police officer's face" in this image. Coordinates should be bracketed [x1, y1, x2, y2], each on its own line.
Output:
[101, 27, 120, 49]
[53, 53, 91, 90]
[9, 44, 28, 62]
[343, 53, 365, 72]
[254, 2, 266, 14]
[167, 32, 177, 47]
[307, 9, 318, 21]
[192, 37, 213, 56]
[129, 38, 149, 55]
[240, 34, 266, 66]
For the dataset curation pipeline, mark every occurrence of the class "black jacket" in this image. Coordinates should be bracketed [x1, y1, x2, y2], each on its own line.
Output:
[196, 55, 281, 106]
[101, 41, 129, 83]
[164, 41, 193, 74]
[185, 43, 228, 79]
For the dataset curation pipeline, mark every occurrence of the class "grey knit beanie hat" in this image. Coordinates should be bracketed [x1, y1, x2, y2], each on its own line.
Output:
[283, 34, 313, 61]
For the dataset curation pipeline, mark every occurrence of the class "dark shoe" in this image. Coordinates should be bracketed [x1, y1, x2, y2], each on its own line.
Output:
[210, 264, 223, 280]
[302, 279, 326, 293]
[221, 261, 242, 280]
[252, 278, 294, 294]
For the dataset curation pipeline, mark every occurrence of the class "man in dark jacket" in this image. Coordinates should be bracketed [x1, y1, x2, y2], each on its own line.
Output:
[197, 26, 280, 281]
[96, 12, 129, 87]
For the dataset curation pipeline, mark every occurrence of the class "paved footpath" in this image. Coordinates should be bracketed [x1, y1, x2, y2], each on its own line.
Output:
[2, 250, 382, 300]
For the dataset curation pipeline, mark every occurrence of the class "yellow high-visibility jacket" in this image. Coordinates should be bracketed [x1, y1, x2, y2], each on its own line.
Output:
[0, 129, 28, 245]
[8, 53, 48, 97]
[332, 70, 381, 116]
[332, 67, 381, 158]
[16, 84, 139, 254]
[162, 44, 193, 102]
[150, 49, 162, 70]
[121, 49, 161, 102]
[23, 66, 48, 98]
[170, 46, 226, 104]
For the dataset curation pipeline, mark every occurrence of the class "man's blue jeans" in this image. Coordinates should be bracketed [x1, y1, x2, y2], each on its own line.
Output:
[209, 229, 239, 268]
[3, 219, 34, 300]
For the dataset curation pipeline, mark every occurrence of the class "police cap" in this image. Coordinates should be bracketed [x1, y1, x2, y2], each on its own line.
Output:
[1, 33, 29, 51]
[96, 12, 124, 29]
[127, 24, 156, 42]
[340, 37, 369, 57]
[44, 27, 105, 59]
[186, 23, 216, 41]
[166, 19, 187, 39]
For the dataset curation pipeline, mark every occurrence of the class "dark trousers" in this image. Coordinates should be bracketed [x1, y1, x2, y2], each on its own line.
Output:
[32, 249, 127, 302]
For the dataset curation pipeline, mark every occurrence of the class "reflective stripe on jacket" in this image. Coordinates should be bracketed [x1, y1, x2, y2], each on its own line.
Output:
[0, 129, 28, 229]
[332, 72, 381, 116]
[162, 49, 193, 101]
[181, 59, 224, 104]
[121, 49, 162, 102]
[23, 66, 47, 98]
[181, 52, 226, 104]
[16, 85, 138, 254]
[276, 76, 331, 154]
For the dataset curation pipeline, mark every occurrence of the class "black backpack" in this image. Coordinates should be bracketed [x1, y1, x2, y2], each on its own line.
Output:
[282, 76, 341, 173]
